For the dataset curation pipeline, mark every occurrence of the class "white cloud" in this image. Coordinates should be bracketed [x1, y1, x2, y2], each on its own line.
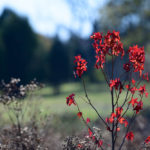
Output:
[80, 21, 93, 38]
[0, 0, 104, 39]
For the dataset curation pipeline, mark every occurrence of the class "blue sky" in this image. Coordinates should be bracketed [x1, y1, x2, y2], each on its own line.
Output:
[0, 0, 106, 41]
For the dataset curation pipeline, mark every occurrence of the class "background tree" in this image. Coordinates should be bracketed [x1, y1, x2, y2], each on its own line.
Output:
[47, 37, 70, 94]
[0, 8, 37, 83]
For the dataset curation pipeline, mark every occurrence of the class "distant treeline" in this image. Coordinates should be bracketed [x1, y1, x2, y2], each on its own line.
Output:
[0, 8, 98, 87]
[1, 4, 150, 91]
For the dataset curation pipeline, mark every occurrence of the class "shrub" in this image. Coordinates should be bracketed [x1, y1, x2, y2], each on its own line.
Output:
[66, 31, 150, 150]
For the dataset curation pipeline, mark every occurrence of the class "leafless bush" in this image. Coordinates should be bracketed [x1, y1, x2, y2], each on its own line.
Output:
[0, 78, 48, 150]
[63, 127, 103, 150]
[0, 78, 41, 104]
[0, 125, 47, 150]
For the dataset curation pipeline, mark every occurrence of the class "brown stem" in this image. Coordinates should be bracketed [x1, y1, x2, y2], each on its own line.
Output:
[82, 78, 108, 127]
[111, 55, 115, 150]
[75, 100, 94, 133]
[101, 68, 109, 86]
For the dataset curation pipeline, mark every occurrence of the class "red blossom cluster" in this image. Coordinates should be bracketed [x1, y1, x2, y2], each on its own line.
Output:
[128, 45, 145, 76]
[138, 85, 149, 97]
[128, 97, 138, 107]
[145, 136, 150, 144]
[74, 55, 87, 78]
[106, 107, 128, 131]
[66, 94, 83, 120]
[66, 93, 76, 106]
[77, 112, 82, 118]
[125, 85, 136, 94]
[133, 100, 143, 114]
[126, 131, 134, 141]
[109, 78, 123, 93]
[126, 80, 148, 97]
[90, 31, 124, 69]
[66, 30, 150, 149]
[128, 96, 143, 114]
[86, 118, 90, 124]
[125, 82, 148, 114]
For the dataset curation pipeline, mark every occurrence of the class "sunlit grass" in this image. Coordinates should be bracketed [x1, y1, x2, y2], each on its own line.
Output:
[0, 81, 149, 127]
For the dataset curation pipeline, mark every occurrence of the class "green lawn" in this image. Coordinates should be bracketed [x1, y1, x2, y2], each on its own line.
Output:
[0, 81, 149, 128]
[32, 81, 150, 118]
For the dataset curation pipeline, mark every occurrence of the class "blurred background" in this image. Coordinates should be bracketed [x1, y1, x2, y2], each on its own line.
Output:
[0, 0, 150, 149]
[0, 0, 150, 88]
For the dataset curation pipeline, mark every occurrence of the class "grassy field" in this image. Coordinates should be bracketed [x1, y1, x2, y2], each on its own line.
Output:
[31, 81, 150, 116]
[0, 81, 149, 132]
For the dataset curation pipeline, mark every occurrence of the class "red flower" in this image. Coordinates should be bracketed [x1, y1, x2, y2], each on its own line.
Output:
[112, 41, 124, 57]
[123, 63, 131, 72]
[109, 113, 116, 123]
[126, 82, 138, 95]
[128, 45, 145, 76]
[95, 52, 106, 69]
[138, 85, 148, 98]
[129, 87, 137, 95]
[125, 84, 130, 90]
[66, 93, 76, 106]
[77, 112, 82, 118]
[86, 118, 91, 124]
[109, 80, 116, 91]
[131, 79, 136, 85]
[88, 128, 93, 137]
[115, 107, 123, 117]
[106, 113, 116, 124]
[134, 100, 143, 114]
[74, 55, 87, 78]
[90, 32, 102, 41]
[145, 136, 150, 144]
[98, 140, 103, 147]
[91, 31, 124, 69]
[118, 117, 128, 127]
[104, 31, 124, 57]
[126, 131, 134, 141]
[112, 30, 120, 41]
[128, 98, 138, 107]
[106, 107, 128, 128]
[109, 78, 123, 93]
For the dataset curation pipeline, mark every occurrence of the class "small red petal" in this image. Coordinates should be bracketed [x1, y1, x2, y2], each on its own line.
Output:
[77, 112, 82, 118]
[132, 79, 136, 85]
[77, 144, 82, 148]
[86, 118, 91, 124]
[98, 140, 103, 147]
[145, 136, 150, 144]
[126, 131, 134, 141]
[88, 128, 93, 137]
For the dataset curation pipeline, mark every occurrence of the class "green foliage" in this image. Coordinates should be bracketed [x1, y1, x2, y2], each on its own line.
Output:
[0, 82, 149, 125]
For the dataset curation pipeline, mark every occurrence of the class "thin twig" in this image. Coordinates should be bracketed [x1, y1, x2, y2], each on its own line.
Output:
[81, 78, 108, 127]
